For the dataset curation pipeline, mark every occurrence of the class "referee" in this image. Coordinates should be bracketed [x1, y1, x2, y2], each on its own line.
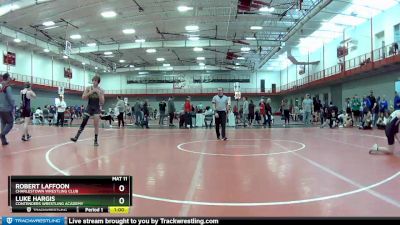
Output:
[212, 88, 229, 140]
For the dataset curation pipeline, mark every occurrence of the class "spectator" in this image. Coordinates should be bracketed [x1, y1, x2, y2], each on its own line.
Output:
[368, 90, 376, 113]
[0, 73, 16, 145]
[126, 103, 132, 123]
[133, 99, 142, 126]
[351, 95, 361, 125]
[379, 95, 388, 118]
[302, 94, 313, 126]
[56, 95, 66, 127]
[142, 100, 150, 129]
[376, 114, 387, 130]
[43, 105, 50, 125]
[281, 98, 290, 127]
[359, 110, 373, 130]
[393, 42, 398, 55]
[259, 99, 266, 128]
[159, 99, 167, 125]
[167, 97, 176, 126]
[394, 92, 400, 110]
[184, 96, 192, 128]
[242, 97, 249, 127]
[328, 102, 339, 128]
[34, 107, 43, 124]
[204, 106, 214, 128]
[116, 96, 125, 128]
[248, 100, 255, 126]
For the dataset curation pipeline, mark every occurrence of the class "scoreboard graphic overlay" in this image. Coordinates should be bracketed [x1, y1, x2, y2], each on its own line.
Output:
[8, 176, 132, 213]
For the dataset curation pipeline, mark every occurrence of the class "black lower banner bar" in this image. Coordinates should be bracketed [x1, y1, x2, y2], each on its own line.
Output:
[12, 206, 109, 213]
[67, 217, 400, 225]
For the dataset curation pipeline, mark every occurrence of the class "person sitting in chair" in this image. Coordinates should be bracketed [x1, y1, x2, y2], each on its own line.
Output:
[34, 107, 43, 125]
[100, 110, 114, 128]
[204, 106, 214, 128]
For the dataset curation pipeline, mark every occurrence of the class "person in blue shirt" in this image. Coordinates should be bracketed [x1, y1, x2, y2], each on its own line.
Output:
[394, 92, 400, 110]
[379, 95, 388, 117]
[363, 96, 371, 116]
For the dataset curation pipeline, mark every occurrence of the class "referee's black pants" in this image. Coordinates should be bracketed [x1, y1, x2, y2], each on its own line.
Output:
[215, 111, 227, 139]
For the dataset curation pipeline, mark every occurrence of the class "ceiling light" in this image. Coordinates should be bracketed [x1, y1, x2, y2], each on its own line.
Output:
[185, 25, 199, 32]
[157, 58, 165, 62]
[250, 26, 263, 30]
[44, 26, 60, 30]
[104, 51, 113, 55]
[82, 62, 86, 65]
[43, 48, 50, 53]
[63, 55, 68, 59]
[259, 6, 275, 12]
[70, 34, 81, 39]
[199, 62, 205, 66]
[193, 47, 203, 52]
[134, 68, 141, 71]
[104, 55, 114, 58]
[246, 37, 256, 40]
[196, 57, 205, 60]
[241, 47, 251, 52]
[177, 6, 193, 12]
[101, 11, 117, 18]
[166, 67, 173, 70]
[103, 70, 106, 72]
[87, 43, 97, 47]
[13, 38, 21, 43]
[235, 63, 240, 65]
[95, 67, 98, 70]
[146, 49, 156, 53]
[163, 64, 170, 67]
[42, 21, 55, 26]
[119, 59, 126, 63]
[139, 71, 148, 75]
[135, 39, 146, 43]
[129, 65, 135, 68]
[237, 57, 245, 60]
[122, 29, 135, 34]
[188, 36, 200, 41]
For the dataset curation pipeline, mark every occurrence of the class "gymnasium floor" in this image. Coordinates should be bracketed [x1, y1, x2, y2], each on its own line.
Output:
[0, 122, 399, 217]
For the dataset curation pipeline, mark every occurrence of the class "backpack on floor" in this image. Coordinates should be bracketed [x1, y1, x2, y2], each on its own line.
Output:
[179, 114, 185, 127]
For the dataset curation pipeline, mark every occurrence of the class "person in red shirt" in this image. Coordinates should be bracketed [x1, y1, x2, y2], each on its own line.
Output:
[184, 96, 193, 128]
[259, 99, 266, 128]
[233, 104, 239, 124]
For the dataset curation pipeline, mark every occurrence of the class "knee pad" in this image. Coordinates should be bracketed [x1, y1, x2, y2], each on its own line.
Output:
[83, 113, 90, 120]
[80, 113, 90, 130]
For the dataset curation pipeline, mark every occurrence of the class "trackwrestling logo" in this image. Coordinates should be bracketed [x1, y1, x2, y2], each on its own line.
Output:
[2, 217, 65, 225]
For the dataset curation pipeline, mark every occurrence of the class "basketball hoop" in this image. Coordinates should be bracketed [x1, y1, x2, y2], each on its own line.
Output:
[64, 40, 71, 57]
[58, 86, 65, 95]
[234, 82, 240, 92]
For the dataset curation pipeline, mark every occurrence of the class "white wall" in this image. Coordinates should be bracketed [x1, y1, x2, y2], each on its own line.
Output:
[0, 42, 93, 87]
[278, 3, 400, 88]
[100, 70, 281, 92]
